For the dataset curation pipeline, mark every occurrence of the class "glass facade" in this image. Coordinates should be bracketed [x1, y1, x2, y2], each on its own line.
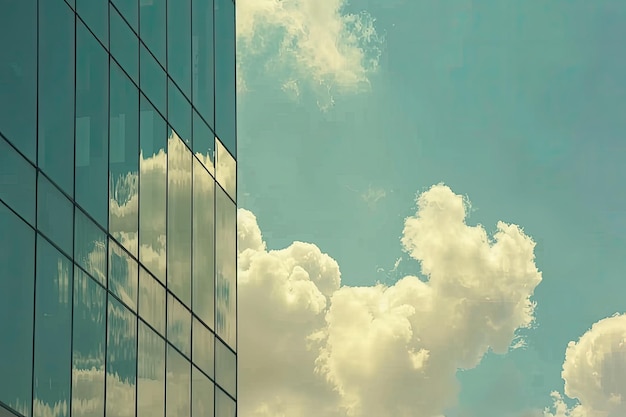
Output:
[0, 0, 237, 416]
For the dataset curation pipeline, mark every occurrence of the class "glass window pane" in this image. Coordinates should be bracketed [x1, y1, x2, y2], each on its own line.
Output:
[192, 318, 214, 378]
[214, 0, 236, 157]
[139, 96, 167, 283]
[191, 0, 214, 128]
[215, 185, 236, 349]
[137, 322, 165, 417]
[76, 0, 108, 47]
[106, 298, 137, 417]
[74, 207, 108, 286]
[110, 5, 139, 83]
[193, 159, 215, 327]
[166, 345, 190, 417]
[139, 267, 165, 336]
[109, 238, 139, 312]
[110, 63, 140, 257]
[215, 338, 236, 399]
[38, 0, 75, 195]
[167, 0, 191, 98]
[192, 366, 214, 417]
[0, 138, 36, 225]
[140, 0, 166, 66]
[167, 133, 192, 305]
[167, 294, 191, 358]
[76, 21, 109, 228]
[193, 111, 214, 175]
[72, 268, 106, 417]
[168, 80, 192, 145]
[0, 0, 36, 161]
[33, 237, 72, 417]
[140, 46, 166, 116]
[112, 0, 138, 31]
[216, 138, 236, 202]
[215, 387, 235, 417]
[37, 174, 74, 256]
[0, 203, 35, 417]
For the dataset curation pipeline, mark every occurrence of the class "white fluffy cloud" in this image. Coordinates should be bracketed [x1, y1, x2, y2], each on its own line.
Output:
[236, 0, 382, 104]
[544, 314, 626, 417]
[238, 183, 543, 417]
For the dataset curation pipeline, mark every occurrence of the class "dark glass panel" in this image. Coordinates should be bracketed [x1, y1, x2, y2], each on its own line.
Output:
[38, 0, 75, 195]
[112, 0, 138, 31]
[215, 185, 236, 349]
[167, 133, 192, 306]
[37, 175, 74, 256]
[76, 0, 108, 47]
[140, 0, 166, 66]
[192, 318, 214, 378]
[192, 158, 215, 327]
[139, 95, 167, 283]
[72, 267, 106, 417]
[192, 366, 214, 417]
[215, 387, 235, 417]
[0, 138, 36, 225]
[216, 138, 236, 202]
[215, 338, 236, 399]
[166, 345, 190, 417]
[0, 0, 36, 161]
[76, 21, 109, 228]
[110, 6, 139, 84]
[110, 63, 140, 257]
[191, 0, 214, 128]
[33, 237, 72, 417]
[192, 111, 215, 175]
[167, 294, 191, 358]
[168, 80, 192, 145]
[0, 203, 35, 417]
[137, 321, 165, 417]
[106, 297, 137, 417]
[109, 238, 139, 312]
[139, 267, 166, 336]
[74, 207, 108, 286]
[214, 0, 236, 156]
[167, 0, 191, 98]
[140, 45, 166, 116]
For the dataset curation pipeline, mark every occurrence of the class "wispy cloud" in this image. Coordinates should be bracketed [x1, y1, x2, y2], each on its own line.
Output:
[236, 0, 383, 108]
[238, 184, 543, 417]
[361, 185, 386, 207]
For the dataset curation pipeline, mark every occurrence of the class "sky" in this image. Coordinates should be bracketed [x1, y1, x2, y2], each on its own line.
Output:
[234, 1, 626, 416]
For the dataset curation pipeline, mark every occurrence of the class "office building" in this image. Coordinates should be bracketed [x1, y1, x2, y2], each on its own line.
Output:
[0, 0, 237, 416]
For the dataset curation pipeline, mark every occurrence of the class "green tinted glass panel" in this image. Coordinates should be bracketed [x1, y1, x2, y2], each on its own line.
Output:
[166, 345, 190, 417]
[192, 0, 214, 128]
[0, 138, 36, 225]
[140, 0, 166, 65]
[215, 185, 236, 349]
[33, 237, 73, 417]
[137, 321, 165, 417]
[167, 0, 191, 98]
[0, 0, 36, 161]
[38, 0, 75, 195]
[76, 0, 108, 47]
[76, 21, 109, 228]
[37, 175, 74, 256]
[72, 268, 106, 417]
[168, 80, 192, 145]
[110, 6, 139, 83]
[74, 207, 108, 286]
[110, 63, 140, 257]
[140, 45, 166, 116]
[112, 0, 138, 31]
[214, 0, 236, 156]
[0, 204, 35, 417]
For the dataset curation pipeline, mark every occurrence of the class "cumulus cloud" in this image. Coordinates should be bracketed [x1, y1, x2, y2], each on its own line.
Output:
[238, 183, 543, 417]
[236, 0, 383, 106]
[544, 314, 626, 417]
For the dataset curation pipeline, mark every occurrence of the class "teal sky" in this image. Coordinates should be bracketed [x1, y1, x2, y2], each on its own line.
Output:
[237, 1, 626, 415]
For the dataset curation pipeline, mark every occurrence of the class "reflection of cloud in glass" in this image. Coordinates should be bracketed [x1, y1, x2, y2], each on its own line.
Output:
[109, 170, 139, 257]
[109, 239, 138, 311]
[216, 138, 236, 202]
[216, 185, 237, 349]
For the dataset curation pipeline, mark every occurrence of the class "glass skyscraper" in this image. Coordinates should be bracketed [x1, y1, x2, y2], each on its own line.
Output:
[0, 0, 237, 416]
